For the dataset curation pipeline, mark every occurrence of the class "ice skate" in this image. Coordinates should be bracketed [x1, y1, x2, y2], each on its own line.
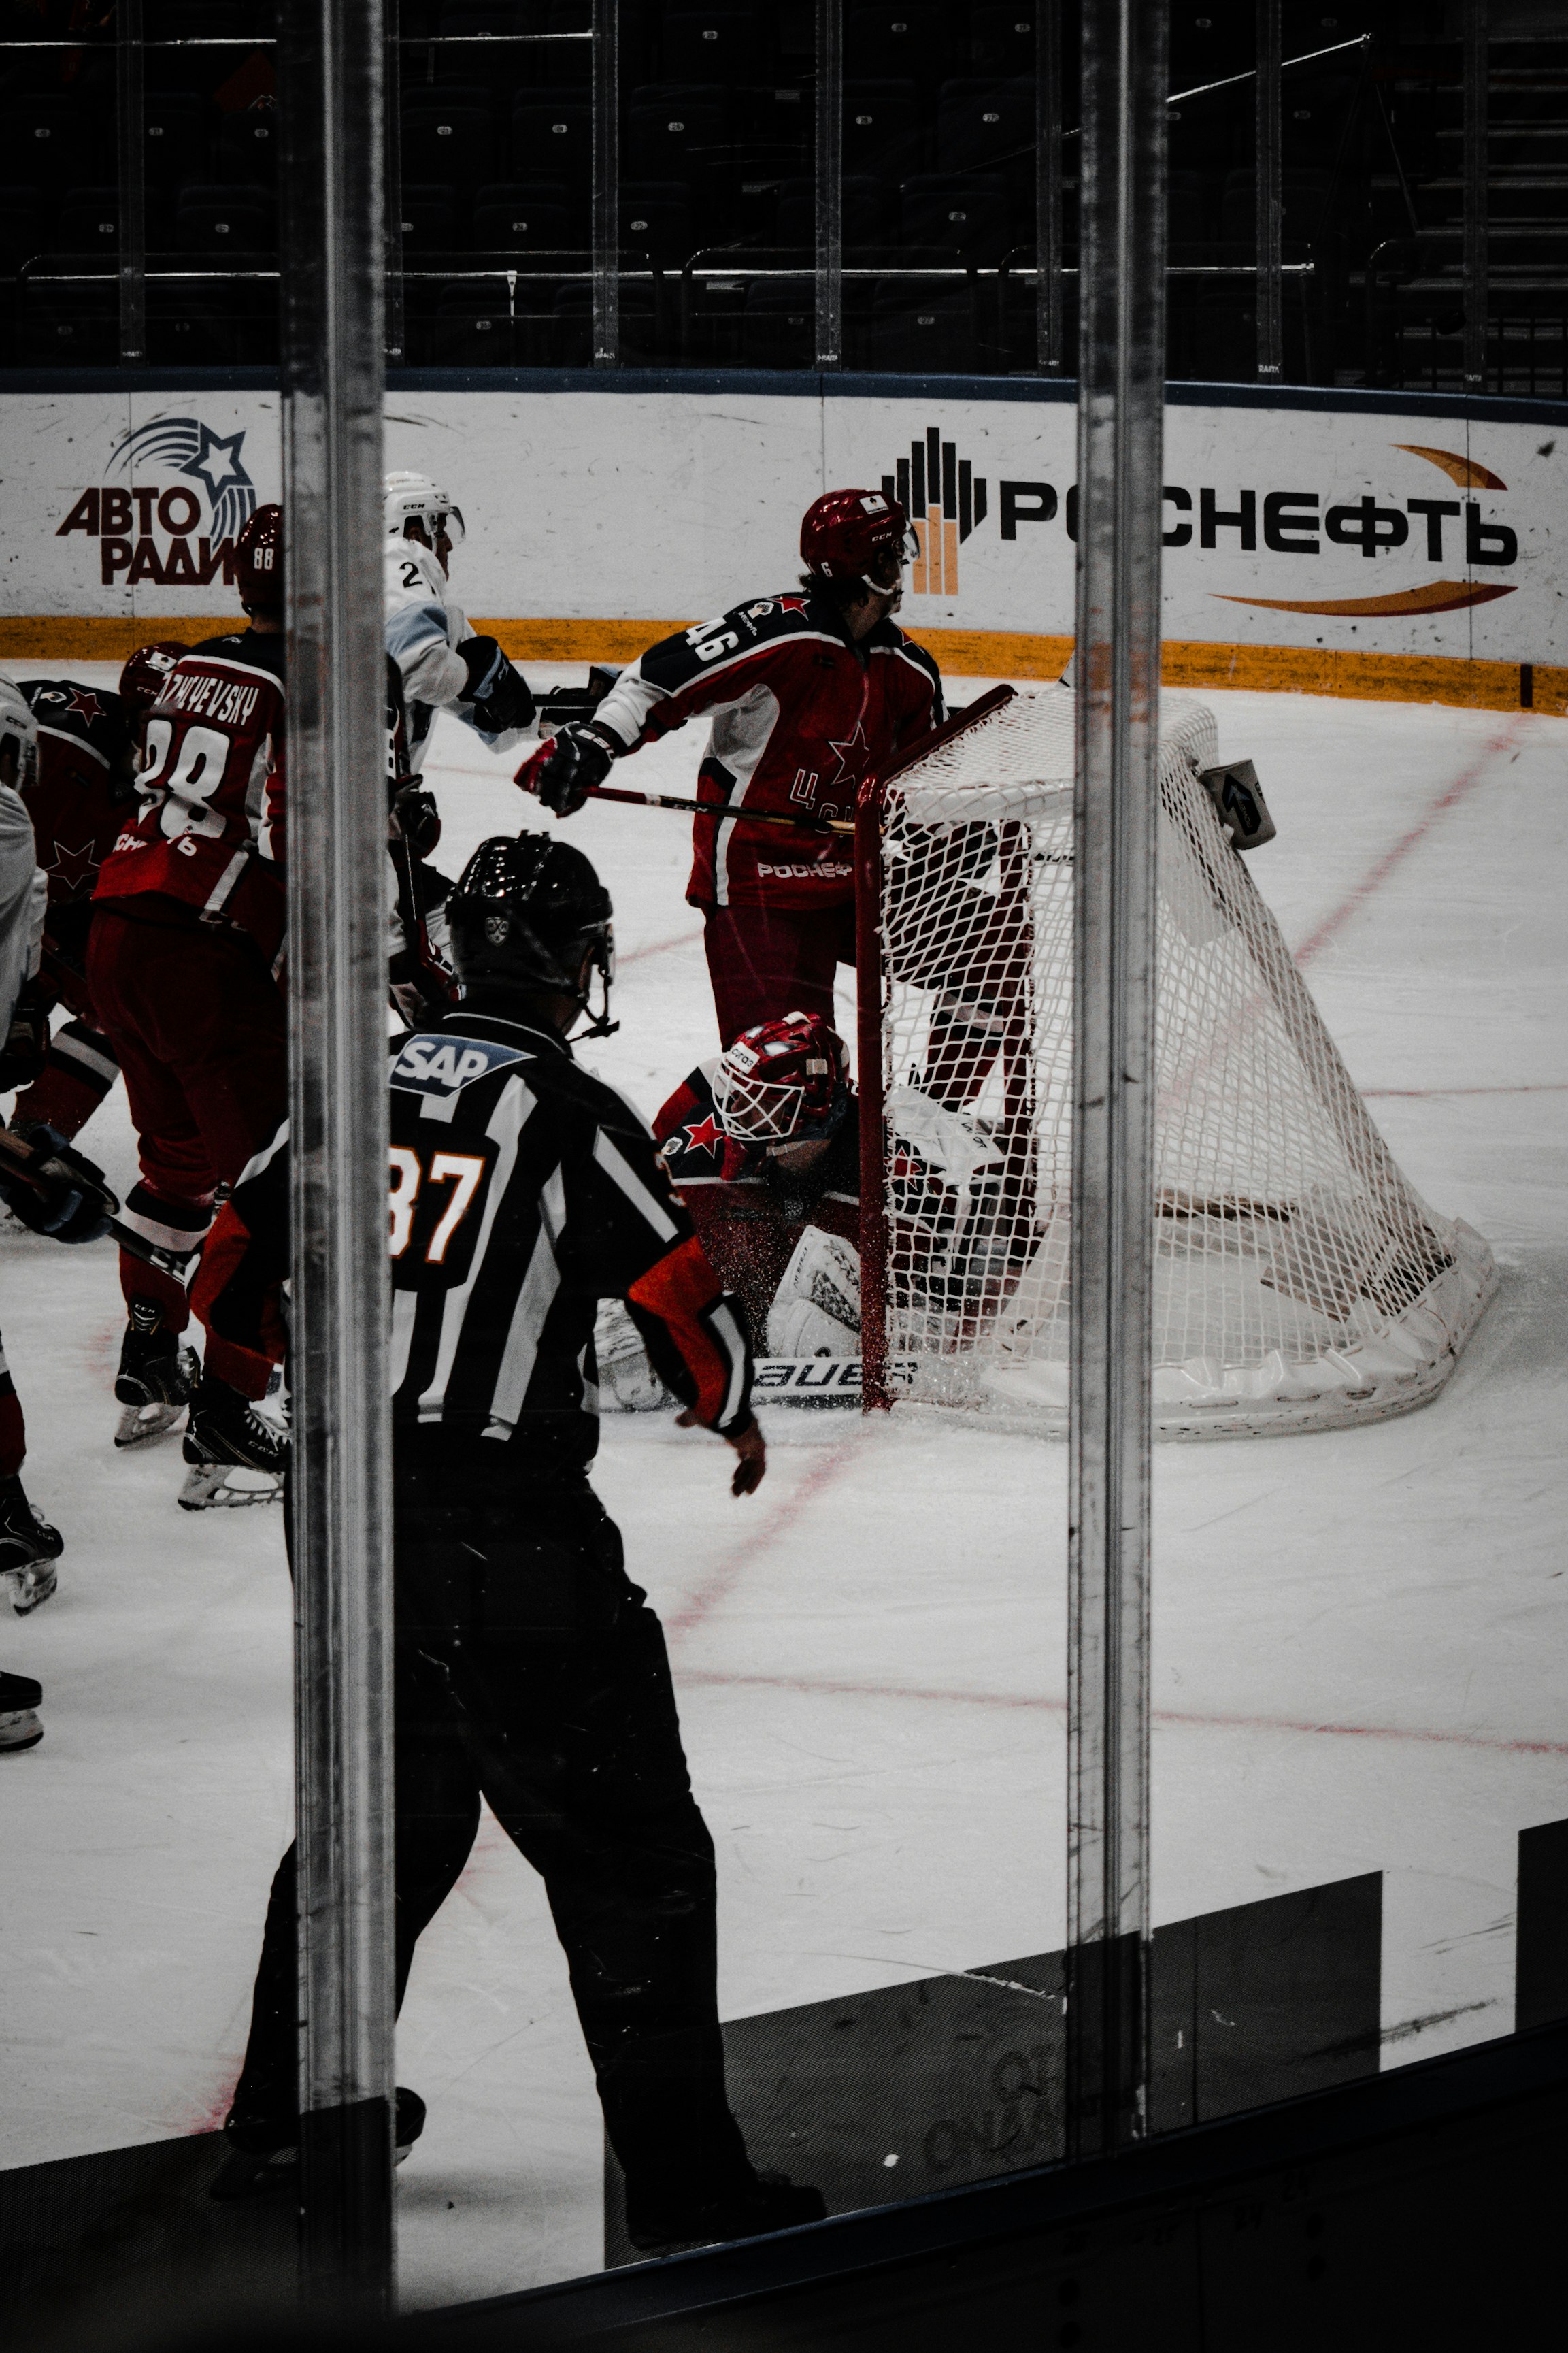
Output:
[624, 2165, 827, 2254]
[0, 1668, 42, 1752]
[0, 1474, 61, 1615]
[210, 2087, 426, 2202]
[179, 1375, 288, 1511]
[114, 1301, 200, 1449]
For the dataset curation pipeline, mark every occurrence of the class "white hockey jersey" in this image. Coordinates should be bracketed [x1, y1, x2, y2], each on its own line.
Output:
[0, 782, 46, 1038]
[384, 538, 536, 777]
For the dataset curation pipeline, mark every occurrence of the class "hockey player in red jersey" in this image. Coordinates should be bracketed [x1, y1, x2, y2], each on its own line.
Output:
[87, 509, 289, 1494]
[654, 1011, 863, 1360]
[518, 488, 941, 1046]
[7, 642, 188, 1140]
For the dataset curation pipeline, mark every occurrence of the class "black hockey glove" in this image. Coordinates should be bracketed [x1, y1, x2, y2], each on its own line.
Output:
[391, 785, 443, 857]
[0, 1123, 114, 1244]
[456, 636, 537, 735]
[521, 720, 619, 817]
[0, 981, 49, 1092]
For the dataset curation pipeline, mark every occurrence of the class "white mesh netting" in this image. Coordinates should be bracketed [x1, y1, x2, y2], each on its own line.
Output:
[875, 685, 1497, 1436]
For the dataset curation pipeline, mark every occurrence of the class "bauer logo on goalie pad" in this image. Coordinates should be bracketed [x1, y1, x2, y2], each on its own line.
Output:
[391, 1032, 527, 1100]
[752, 1356, 916, 1403]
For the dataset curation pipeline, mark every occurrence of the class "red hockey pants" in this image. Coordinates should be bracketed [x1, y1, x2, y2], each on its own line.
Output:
[701, 901, 856, 1049]
[86, 906, 286, 1369]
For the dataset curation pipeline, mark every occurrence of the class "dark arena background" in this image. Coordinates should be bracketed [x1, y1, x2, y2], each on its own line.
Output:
[0, 1, 1564, 2349]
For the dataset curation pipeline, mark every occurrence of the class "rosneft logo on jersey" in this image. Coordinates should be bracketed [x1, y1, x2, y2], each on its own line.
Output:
[54, 416, 260, 589]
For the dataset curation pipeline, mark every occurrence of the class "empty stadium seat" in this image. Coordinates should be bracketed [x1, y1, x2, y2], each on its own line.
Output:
[620, 180, 693, 264]
[936, 78, 1031, 175]
[175, 183, 275, 252]
[397, 185, 463, 251]
[142, 94, 210, 188]
[741, 274, 814, 367]
[867, 277, 977, 372]
[775, 173, 887, 248]
[553, 277, 659, 365]
[403, 91, 498, 192]
[3, 96, 98, 193]
[661, 10, 762, 85]
[54, 186, 120, 259]
[509, 95, 591, 188]
[901, 174, 1010, 261]
[969, 5, 1035, 75]
[843, 82, 922, 177]
[473, 183, 573, 248]
[844, 5, 941, 78]
[626, 85, 732, 182]
[217, 109, 278, 184]
[18, 286, 118, 367]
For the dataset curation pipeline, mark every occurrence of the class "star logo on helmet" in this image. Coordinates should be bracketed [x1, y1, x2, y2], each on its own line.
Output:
[63, 689, 104, 723]
[47, 840, 99, 893]
[684, 1114, 723, 1155]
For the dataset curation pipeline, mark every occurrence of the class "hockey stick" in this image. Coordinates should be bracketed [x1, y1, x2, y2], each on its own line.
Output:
[0, 1123, 186, 1277]
[573, 781, 854, 834]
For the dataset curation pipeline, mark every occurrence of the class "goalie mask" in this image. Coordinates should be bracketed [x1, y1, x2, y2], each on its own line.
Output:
[444, 832, 616, 1038]
[711, 1012, 850, 1146]
[385, 470, 465, 553]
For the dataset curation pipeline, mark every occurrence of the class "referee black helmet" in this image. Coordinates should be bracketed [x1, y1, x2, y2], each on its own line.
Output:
[446, 833, 616, 1034]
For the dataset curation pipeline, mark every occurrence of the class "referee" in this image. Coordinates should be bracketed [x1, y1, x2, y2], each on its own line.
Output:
[197, 833, 824, 2250]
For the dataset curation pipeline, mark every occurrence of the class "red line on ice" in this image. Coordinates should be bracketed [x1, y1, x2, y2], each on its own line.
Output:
[665, 1434, 865, 1640]
[673, 1666, 1568, 1758]
[1292, 717, 1529, 968]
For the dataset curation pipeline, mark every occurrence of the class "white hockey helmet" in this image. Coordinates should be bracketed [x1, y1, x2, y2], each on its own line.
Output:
[384, 470, 465, 550]
[0, 676, 38, 793]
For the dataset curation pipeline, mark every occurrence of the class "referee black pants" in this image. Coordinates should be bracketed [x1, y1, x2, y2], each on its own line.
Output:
[231, 1468, 748, 2203]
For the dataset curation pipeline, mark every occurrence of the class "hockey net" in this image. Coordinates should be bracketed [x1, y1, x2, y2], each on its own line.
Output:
[861, 685, 1496, 1436]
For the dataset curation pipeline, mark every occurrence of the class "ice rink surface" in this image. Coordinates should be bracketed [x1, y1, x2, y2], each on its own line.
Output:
[1, 670, 1563, 2307]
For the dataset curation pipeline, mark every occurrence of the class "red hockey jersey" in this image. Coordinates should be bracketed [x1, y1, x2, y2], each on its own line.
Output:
[93, 631, 286, 962]
[18, 678, 137, 909]
[592, 589, 943, 912]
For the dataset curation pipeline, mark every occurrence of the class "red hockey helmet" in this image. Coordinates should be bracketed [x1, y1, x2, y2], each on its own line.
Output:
[800, 488, 918, 593]
[234, 502, 284, 614]
[711, 1011, 851, 1145]
[118, 639, 190, 714]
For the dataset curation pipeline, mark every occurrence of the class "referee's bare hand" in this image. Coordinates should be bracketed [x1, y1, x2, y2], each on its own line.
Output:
[676, 1409, 767, 1496]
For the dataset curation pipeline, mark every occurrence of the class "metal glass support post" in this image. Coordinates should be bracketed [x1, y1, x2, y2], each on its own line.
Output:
[1463, 0, 1488, 391]
[591, 0, 620, 367]
[115, 0, 146, 365]
[1036, 0, 1065, 374]
[1067, 0, 1165, 2167]
[384, 0, 405, 365]
[1255, 0, 1282, 379]
[815, 0, 843, 370]
[278, 0, 397, 2314]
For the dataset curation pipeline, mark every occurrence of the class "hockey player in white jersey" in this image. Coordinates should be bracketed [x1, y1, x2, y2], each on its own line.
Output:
[0, 682, 110, 1738]
[384, 471, 539, 778]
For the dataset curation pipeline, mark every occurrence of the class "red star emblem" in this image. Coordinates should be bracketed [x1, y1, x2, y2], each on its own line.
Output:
[47, 840, 99, 893]
[684, 1113, 723, 1155]
[63, 689, 105, 724]
[824, 717, 869, 791]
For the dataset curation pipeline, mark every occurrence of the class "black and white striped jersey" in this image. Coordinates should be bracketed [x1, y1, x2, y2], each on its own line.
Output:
[198, 1005, 754, 1481]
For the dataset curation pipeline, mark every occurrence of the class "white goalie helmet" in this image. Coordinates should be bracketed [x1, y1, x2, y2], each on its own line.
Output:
[0, 676, 38, 793]
[384, 469, 466, 550]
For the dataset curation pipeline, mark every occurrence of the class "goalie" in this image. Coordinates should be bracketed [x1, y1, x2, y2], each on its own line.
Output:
[652, 1011, 862, 1362]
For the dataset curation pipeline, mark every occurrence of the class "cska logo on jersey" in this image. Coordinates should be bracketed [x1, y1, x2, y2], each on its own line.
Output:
[683, 1113, 723, 1155]
[63, 689, 105, 723]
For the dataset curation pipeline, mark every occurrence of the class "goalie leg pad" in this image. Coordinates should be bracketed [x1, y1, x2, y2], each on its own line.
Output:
[766, 1225, 862, 1359]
